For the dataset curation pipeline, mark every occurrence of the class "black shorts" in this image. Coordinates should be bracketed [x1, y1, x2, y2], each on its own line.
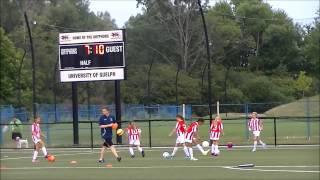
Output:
[12, 132, 22, 140]
[102, 138, 113, 147]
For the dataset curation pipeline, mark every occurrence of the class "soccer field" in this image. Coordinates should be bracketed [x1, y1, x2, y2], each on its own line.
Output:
[1, 118, 319, 148]
[1, 146, 319, 180]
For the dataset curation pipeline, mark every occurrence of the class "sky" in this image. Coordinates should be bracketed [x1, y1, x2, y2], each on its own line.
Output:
[89, 0, 319, 28]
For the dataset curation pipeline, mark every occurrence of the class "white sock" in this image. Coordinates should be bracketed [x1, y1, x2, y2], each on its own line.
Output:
[33, 151, 38, 160]
[183, 146, 189, 157]
[211, 144, 215, 154]
[137, 146, 143, 152]
[253, 141, 257, 149]
[259, 140, 265, 145]
[16, 140, 20, 148]
[171, 147, 178, 156]
[129, 147, 134, 156]
[188, 148, 193, 159]
[41, 147, 47, 156]
[196, 144, 205, 153]
[215, 145, 219, 154]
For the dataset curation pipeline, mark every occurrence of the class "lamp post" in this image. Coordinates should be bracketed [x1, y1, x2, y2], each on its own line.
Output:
[197, 0, 213, 121]
[24, 12, 37, 118]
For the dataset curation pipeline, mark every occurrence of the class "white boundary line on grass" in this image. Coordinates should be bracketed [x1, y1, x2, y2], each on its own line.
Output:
[223, 166, 320, 173]
[1, 165, 319, 172]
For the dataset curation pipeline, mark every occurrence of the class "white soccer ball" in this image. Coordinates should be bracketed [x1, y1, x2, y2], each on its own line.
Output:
[162, 152, 170, 158]
[202, 141, 209, 148]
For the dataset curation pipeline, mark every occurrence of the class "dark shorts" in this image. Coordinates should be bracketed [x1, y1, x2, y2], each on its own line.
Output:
[12, 132, 22, 140]
[102, 138, 113, 147]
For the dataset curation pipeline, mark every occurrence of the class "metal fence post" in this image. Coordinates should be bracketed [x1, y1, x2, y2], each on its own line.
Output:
[148, 120, 152, 148]
[90, 122, 93, 151]
[305, 98, 311, 141]
[245, 104, 249, 140]
[273, 117, 277, 147]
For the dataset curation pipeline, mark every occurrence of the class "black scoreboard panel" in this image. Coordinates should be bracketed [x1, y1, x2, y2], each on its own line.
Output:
[59, 42, 124, 70]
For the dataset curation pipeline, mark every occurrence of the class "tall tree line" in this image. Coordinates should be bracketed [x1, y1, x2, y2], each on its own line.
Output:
[0, 0, 319, 109]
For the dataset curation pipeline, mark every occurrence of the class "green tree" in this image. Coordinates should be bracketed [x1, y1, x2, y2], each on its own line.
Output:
[294, 71, 313, 98]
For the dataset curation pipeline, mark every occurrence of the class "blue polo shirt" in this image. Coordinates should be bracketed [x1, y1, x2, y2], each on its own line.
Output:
[99, 115, 116, 139]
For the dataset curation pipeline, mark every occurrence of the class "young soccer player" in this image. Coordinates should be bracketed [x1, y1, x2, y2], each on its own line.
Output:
[210, 116, 224, 156]
[185, 118, 207, 161]
[248, 112, 266, 152]
[98, 107, 121, 162]
[126, 122, 145, 158]
[31, 116, 49, 163]
[168, 115, 189, 158]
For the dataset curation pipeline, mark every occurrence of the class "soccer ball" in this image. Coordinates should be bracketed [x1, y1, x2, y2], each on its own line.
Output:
[162, 152, 170, 159]
[202, 141, 209, 148]
[47, 155, 55, 162]
[116, 129, 124, 136]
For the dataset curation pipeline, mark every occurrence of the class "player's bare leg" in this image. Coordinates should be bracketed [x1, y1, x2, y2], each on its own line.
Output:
[40, 140, 48, 158]
[129, 144, 135, 158]
[194, 139, 209, 156]
[136, 145, 145, 157]
[110, 145, 121, 162]
[252, 136, 257, 152]
[183, 143, 189, 158]
[32, 143, 41, 163]
[171, 143, 179, 157]
[211, 140, 220, 156]
[186, 142, 197, 160]
[257, 137, 266, 149]
[99, 146, 106, 162]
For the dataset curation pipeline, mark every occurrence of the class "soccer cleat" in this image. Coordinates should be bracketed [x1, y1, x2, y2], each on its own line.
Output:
[190, 157, 198, 161]
[32, 159, 39, 163]
[116, 157, 122, 162]
[141, 151, 145, 157]
[184, 156, 190, 160]
[252, 148, 256, 152]
[98, 159, 105, 163]
[202, 150, 210, 156]
[211, 153, 216, 156]
[44, 155, 49, 159]
[262, 144, 267, 149]
[131, 155, 135, 158]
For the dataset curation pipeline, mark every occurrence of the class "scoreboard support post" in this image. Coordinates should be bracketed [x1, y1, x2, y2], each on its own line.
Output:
[115, 80, 122, 144]
[72, 82, 79, 145]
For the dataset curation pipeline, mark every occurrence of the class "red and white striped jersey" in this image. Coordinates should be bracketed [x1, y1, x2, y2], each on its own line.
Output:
[186, 122, 199, 134]
[210, 121, 223, 133]
[127, 128, 141, 141]
[31, 122, 41, 139]
[248, 118, 262, 131]
[175, 120, 186, 136]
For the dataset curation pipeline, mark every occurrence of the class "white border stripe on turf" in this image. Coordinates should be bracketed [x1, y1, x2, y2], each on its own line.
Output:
[1, 165, 319, 171]
[223, 166, 319, 173]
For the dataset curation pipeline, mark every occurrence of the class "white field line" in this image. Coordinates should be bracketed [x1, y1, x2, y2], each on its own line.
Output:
[1, 165, 319, 171]
[223, 166, 320, 173]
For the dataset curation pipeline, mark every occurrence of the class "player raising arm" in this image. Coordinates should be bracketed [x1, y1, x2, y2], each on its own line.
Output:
[248, 112, 266, 152]
[126, 122, 145, 158]
[31, 116, 49, 163]
[98, 107, 121, 163]
[168, 115, 189, 158]
[185, 118, 206, 161]
[210, 116, 224, 156]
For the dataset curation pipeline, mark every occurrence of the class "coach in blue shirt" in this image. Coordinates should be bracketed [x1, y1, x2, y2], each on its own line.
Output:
[98, 107, 121, 163]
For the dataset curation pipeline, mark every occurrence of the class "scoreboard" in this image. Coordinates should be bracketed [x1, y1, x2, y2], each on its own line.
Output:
[59, 30, 125, 82]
